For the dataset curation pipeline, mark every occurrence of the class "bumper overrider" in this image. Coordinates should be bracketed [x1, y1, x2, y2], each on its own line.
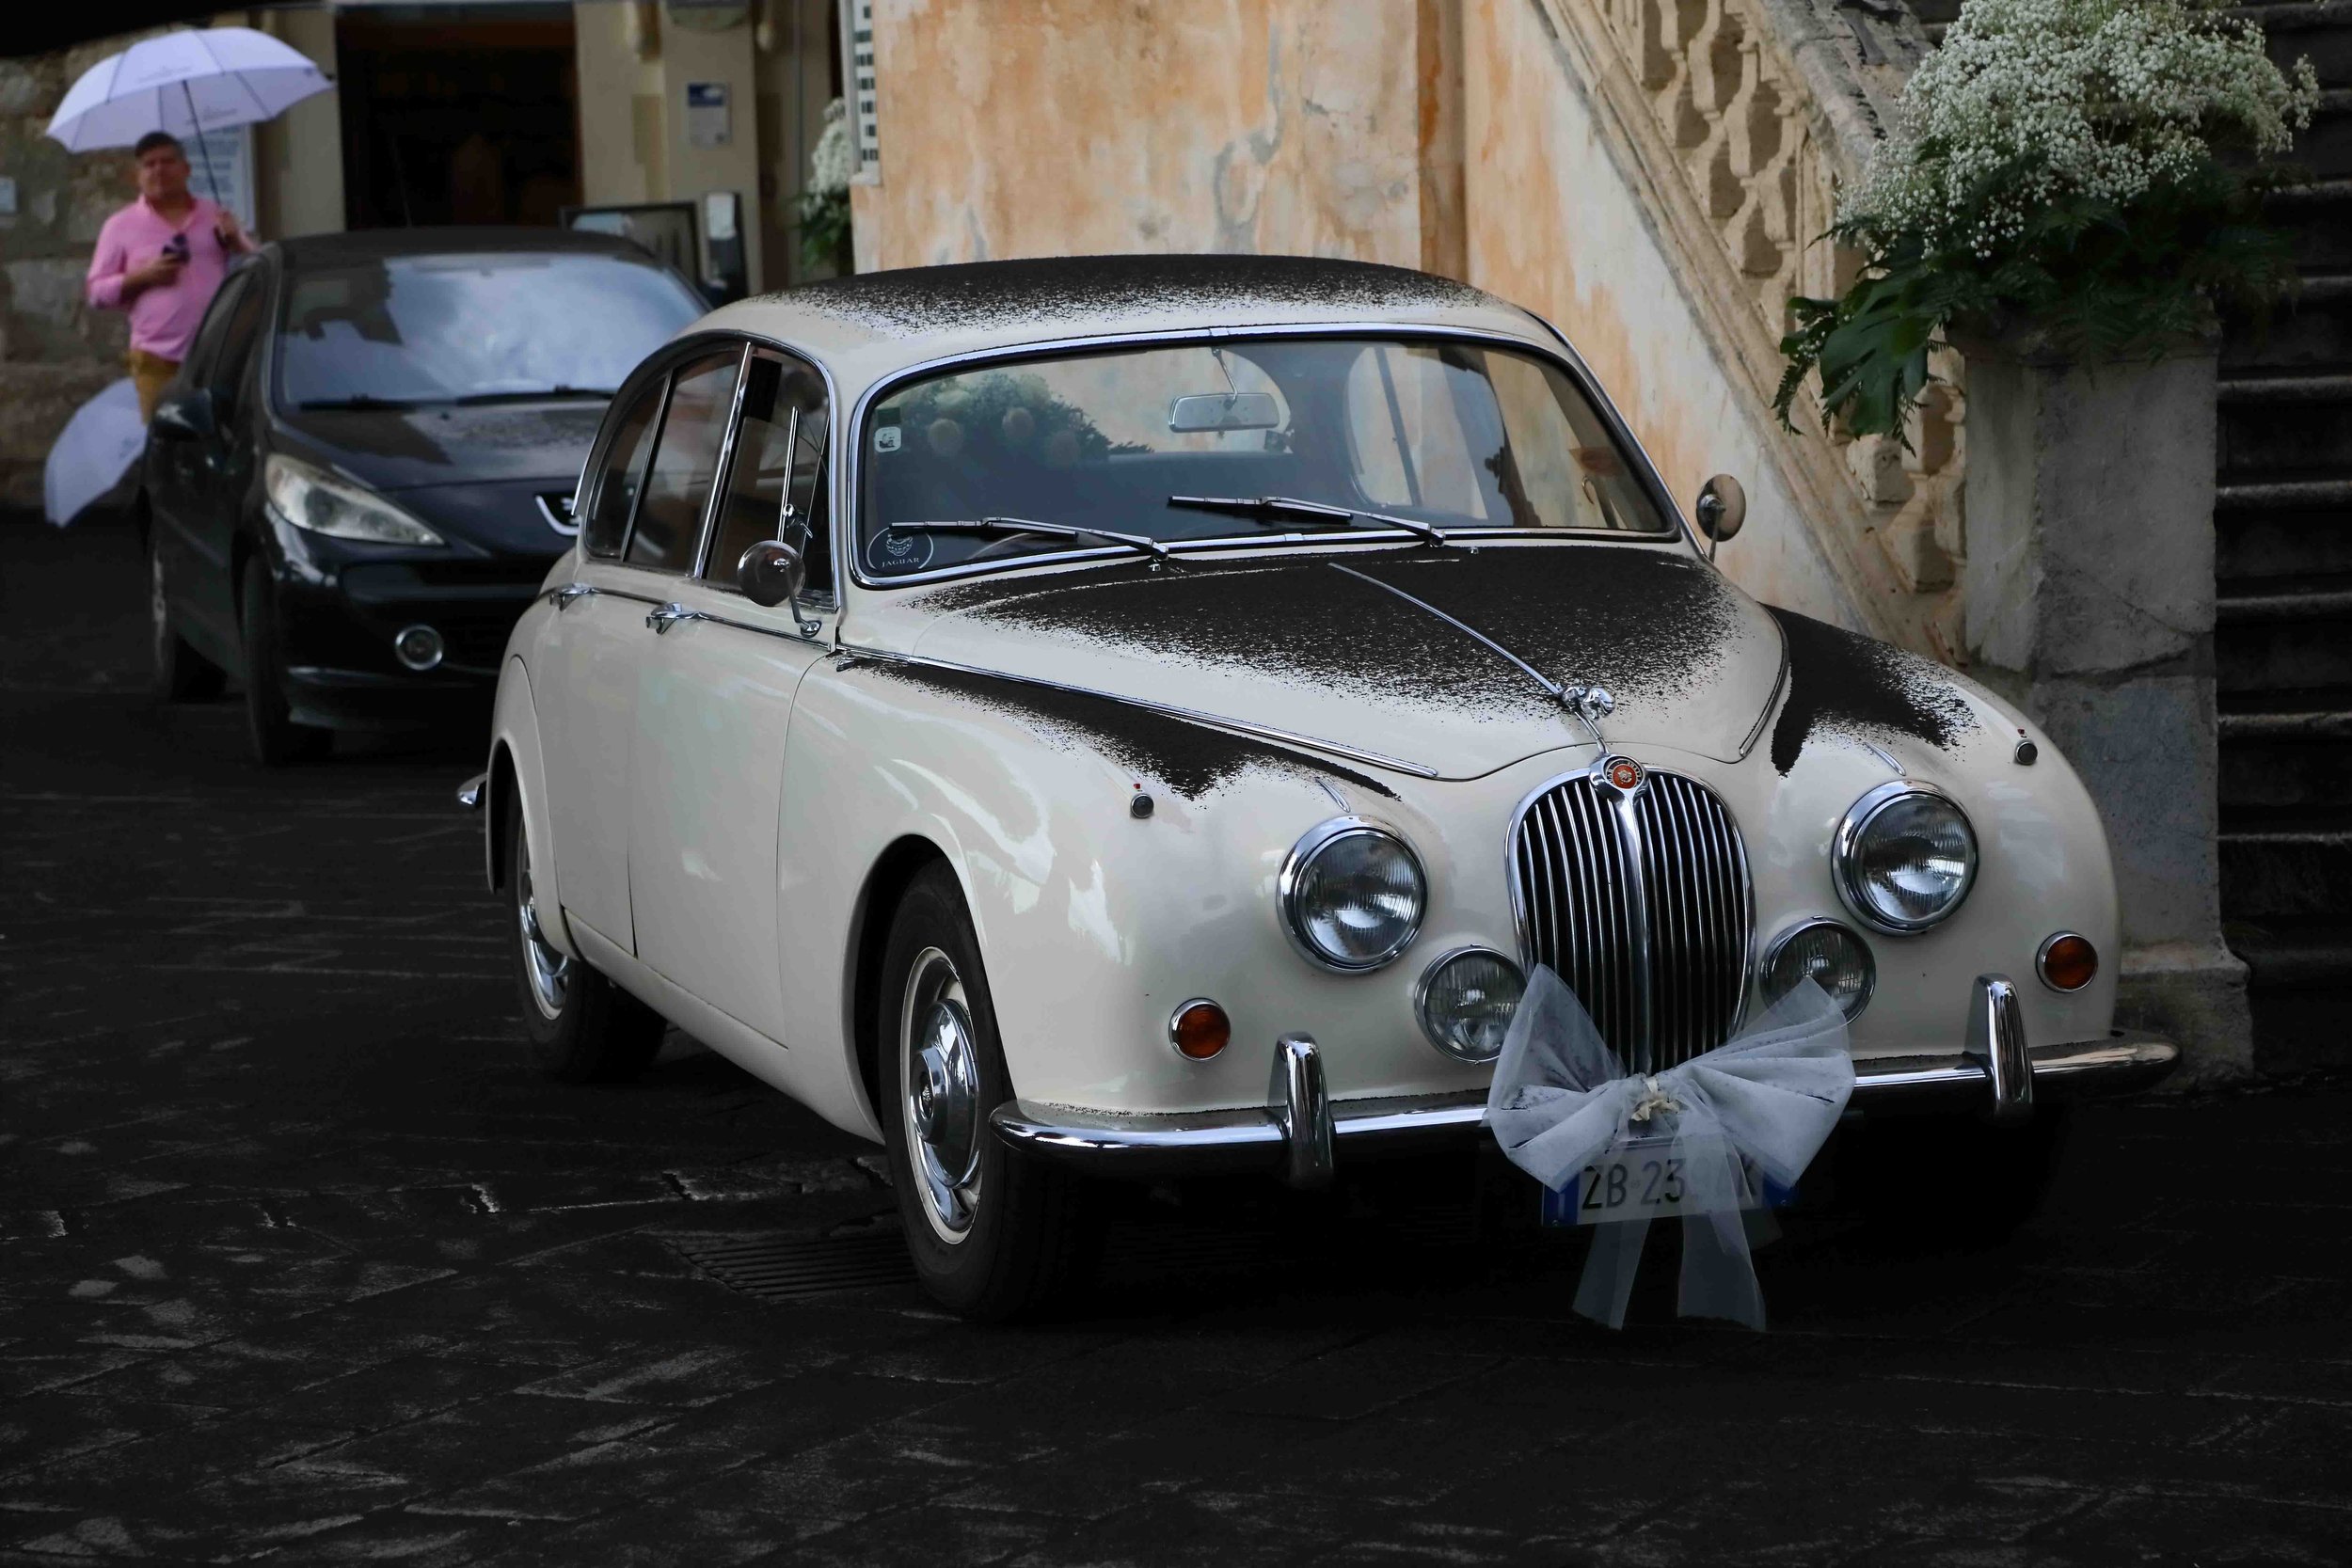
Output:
[991, 975, 2179, 1190]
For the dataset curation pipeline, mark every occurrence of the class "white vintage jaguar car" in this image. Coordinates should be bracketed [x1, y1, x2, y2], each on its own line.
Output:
[463, 255, 2177, 1317]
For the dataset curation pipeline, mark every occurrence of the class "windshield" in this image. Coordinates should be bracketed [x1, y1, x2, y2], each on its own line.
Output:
[276, 251, 705, 409]
[857, 336, 1671, 578]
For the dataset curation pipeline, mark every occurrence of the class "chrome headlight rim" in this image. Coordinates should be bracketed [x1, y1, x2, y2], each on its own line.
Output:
[1832, 779, 1979, 936]
[1278, 816, 1427, 974]
[263, 452, 446, 547]
[1760, 916, 1877, 1022]
[1412, 945, 1525, 1064]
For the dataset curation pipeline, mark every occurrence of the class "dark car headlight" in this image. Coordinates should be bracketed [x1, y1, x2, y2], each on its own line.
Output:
[265, 453, 443, 546]
[1834, 782, 1978, 934]
[1279, 817, 1426, 972]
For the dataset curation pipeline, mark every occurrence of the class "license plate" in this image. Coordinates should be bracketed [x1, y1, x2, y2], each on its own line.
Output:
[1538, 1136, 1793, 1227]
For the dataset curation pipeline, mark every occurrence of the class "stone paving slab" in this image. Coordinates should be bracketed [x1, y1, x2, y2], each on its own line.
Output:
[5, 519, 2351, 1565]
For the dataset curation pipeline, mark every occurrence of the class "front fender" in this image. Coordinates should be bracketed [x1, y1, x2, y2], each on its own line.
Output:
[488, 651, 577, 959]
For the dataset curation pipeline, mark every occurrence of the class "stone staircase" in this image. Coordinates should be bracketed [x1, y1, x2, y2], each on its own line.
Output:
[2217, 0, 2352, 1072]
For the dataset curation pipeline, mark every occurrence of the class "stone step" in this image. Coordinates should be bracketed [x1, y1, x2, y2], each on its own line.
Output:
[2218, 702, 2352, 810]
[2217, 569, 2352, 622]
[2217, 375, 2352, 477]
[2265, 179, 2352, 269]
[2221, 272, 2352, 370]
[2217, 609, 2352, 693]
[2245, 0, 2352, 83]
[2217, 486, 2352, 579]
[2293, 88, 2352, 176]
[2226, 917, 2352, 1075]
[2219, 805, 2352, 917]
[2228, 916, 2352, 991]
[2214, 472, 2352, 512]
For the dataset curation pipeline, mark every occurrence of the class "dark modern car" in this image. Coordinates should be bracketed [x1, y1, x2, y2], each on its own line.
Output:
[139, 228, 706, 763]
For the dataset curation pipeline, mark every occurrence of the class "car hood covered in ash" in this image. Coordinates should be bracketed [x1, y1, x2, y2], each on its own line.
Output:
[891, 543, 1792, 781]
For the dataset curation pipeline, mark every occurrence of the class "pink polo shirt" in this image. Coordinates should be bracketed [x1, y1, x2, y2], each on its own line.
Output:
[86, 196, 256, 364]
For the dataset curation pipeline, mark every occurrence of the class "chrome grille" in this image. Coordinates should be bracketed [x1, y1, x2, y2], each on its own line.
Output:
[1510, 768, 1753, 1073]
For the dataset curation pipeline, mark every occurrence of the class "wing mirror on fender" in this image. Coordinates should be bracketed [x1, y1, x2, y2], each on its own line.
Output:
[737, 538, 806, 608]
[1694, 473, 1746, 560]
[150, 390, 215, 443]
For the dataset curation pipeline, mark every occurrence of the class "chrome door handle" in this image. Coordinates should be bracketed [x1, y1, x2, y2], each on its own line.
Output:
[546, 583, 596, 610]
[645, 603, 704, 635]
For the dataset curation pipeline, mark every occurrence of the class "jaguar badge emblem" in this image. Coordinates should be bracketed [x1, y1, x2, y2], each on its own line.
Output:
[1603, 756, 1645, 791]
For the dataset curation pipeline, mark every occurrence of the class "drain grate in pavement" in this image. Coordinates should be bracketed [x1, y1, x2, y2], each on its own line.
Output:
[675, 1231, 916, 1301]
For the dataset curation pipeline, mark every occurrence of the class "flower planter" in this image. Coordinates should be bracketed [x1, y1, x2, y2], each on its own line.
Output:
[1961, 335, 2250, 1080]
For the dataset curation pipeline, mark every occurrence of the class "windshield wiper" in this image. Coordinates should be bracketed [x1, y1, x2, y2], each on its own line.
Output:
[449, 386, 615, 405]
[297, 394, 429, 411]
[884, 516, 1180, 564]
[1168, 494, 1450, 546]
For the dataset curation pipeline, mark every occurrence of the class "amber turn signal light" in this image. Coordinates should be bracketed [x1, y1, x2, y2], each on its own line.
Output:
[1169, 999, 1231, 1061]
[2037, 932, 2097, 992]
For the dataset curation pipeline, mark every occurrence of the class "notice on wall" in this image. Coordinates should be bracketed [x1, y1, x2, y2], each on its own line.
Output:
[185, 127, 256, 232]
[686, 82, 731, 150]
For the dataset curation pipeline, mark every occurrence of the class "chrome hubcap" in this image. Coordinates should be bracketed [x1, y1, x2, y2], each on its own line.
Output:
[516, 854, 571, 1020]
[899, 946, 982, 1242]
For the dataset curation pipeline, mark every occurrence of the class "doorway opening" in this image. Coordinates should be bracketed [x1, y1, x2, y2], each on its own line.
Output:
[337, 4, 581, 230]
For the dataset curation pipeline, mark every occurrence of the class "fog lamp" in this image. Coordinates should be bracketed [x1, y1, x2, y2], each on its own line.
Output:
[1168, 999, 1231, 1061]
[2037, 932, 2098, 992]
[1762, 919, 1876, 1021]
[394, 624, 445, 672]
[1415, 948, 1524, 1064]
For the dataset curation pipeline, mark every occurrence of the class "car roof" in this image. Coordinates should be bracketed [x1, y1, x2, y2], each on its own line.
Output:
[274, 226, 665, 269]
[694, 253, 1559, 400]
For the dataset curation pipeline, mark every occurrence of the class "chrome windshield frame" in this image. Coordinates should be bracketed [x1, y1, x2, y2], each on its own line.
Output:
[834, 321, 1700, 594]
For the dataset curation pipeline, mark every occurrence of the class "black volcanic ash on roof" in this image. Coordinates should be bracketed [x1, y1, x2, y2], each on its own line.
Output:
[773, 253, 1497, 337]
[1764, 607, 1977, 775]
[852, 657, 1400, 801]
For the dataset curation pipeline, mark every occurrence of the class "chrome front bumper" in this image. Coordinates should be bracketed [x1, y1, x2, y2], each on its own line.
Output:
[990, 974, 2180, 1190]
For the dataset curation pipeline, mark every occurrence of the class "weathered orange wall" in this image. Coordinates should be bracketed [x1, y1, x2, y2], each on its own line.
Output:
[852, 0, 1460, 274]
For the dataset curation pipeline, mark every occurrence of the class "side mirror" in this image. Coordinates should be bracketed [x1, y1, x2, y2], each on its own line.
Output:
[151, 390, 215, 443]
[737, 537, 806, 609]
[1694, 473, 1746, 557]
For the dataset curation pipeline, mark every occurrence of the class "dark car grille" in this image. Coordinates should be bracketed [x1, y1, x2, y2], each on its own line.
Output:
[1509, 768, 1754, 1073]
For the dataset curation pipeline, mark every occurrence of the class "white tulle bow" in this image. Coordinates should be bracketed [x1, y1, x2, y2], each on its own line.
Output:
[1485, 967, 1855, 1330]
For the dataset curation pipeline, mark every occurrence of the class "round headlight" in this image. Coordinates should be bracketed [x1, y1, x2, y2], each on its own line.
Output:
[1279, 818, 1426, 972]
[1415, 948, 1524, 1063]
[1762, 919, 1876, 1021]
[1834, 783, 1979, 934]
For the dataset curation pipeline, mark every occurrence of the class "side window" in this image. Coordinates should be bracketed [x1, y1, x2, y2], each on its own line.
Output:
[703, 350, 832, 596]
[179, 268, 256, 393]
[582, 377, 665, 559]
[209, 267, 273, 424]
[625, 349, 742, 574]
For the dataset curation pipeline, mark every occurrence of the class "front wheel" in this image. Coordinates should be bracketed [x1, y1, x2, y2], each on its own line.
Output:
[238, 558, 328, 766]
[878, 864, 1091, 1320]
[505, 792, 666, 1084]
[149, 536, 224, 703]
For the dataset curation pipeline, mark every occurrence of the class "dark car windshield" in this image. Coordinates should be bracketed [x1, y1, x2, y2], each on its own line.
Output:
[857, 336, 1672, 578]
[276, 251, 704, 409]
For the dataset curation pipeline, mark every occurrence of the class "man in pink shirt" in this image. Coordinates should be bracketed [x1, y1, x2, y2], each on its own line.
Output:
[86, 132, 260, 420]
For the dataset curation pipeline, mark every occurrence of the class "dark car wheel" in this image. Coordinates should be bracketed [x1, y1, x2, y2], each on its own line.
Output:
[238, 557, 330, 766]
[878, 863, 1092, 1320]
[149, 537, 224, 703]
[506, 792, 666, 1085]
[1834, 1108, 2072, 1250]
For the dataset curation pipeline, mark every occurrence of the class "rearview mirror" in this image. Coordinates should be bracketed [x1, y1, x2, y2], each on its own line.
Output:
[1168, 392, 1279, 434]
[151, 390, 215, 443]
[737, 538, 806, 609]
[1694, 473, 1746, 556]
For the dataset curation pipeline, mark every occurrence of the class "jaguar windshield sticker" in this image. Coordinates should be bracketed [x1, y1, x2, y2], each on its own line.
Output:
[1764, 606, 1978, 774]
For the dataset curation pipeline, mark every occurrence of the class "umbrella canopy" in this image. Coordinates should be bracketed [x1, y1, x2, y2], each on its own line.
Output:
[44, 26, 330, 151]
[43, 379, 147, 529]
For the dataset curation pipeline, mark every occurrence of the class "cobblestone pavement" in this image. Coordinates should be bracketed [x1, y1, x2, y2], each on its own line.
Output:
[5, 518, 2349, 1567]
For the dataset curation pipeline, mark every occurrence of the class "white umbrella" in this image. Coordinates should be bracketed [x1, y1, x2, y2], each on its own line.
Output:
[44, 27, 332, 197]
[43, 379, 148, 529]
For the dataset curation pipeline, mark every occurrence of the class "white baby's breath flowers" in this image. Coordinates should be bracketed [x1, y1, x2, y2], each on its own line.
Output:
[809, 98, 856, 198]
[1844, 0, 2318, 257]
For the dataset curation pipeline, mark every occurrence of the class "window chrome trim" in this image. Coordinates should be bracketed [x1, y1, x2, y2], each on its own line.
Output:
[1277, 816, 1428, 974]
[1412, 946, 1524, 1064]
[688, 341, 757, 580]
[1759, 916, 1877, 1021]
[1831, 779, 1979, 936]
[837, 321, 1697, 593]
